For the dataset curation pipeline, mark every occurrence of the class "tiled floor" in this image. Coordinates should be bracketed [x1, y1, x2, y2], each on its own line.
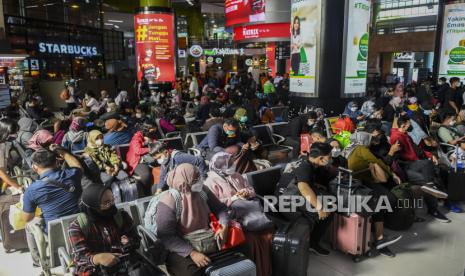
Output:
[1, 206, 464, 276]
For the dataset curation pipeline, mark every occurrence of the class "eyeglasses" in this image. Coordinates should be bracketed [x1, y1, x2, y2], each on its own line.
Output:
[101, 197, 115, 209]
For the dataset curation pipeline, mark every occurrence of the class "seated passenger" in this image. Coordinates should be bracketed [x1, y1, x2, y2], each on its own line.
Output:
[16, 117, 38, 148]
[197, 118, 244, 160]
[84, 130, 128, 186]
[68, 185, 149, 276]
[62, 117, 88, 152]
[437, 111, 465, 145]
[27, 129, 54, 156]
[145, 164, 229, 276]
[391, 116, 450, 222]
[22, 147, 83, 267]
[103, 119, 132, 147]
[150, 141, 207, 194]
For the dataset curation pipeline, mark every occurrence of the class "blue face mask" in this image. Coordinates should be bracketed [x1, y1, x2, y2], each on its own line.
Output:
[240, 116, 248, 123]
[225, 130, 236, 137]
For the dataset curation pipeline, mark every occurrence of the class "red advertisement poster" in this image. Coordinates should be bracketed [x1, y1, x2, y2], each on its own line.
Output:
[233, 22, 290, 41]
[134, 13, 175, 83]
[266, 42, 276, 77]
[225, 0, 266, 27]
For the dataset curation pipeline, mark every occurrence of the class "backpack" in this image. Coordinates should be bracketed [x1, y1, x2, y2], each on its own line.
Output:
[384, 183, 415, 231]
[144, 189, 208, 235]
[332, 116, 355, 134]
[76, 210, 124, 238]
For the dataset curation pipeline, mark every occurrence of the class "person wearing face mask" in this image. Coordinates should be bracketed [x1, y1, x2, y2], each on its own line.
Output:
[437, 111, 465, 145]
[84, 130, 128, 186]
[197, 119, 244, 160]
[390, 116, 451, 222]
[22, 146, 83, 267]
[98, 102, 120, 121]
[61, 117, 88, 152]
[68, 185, 151, 276]
[281, 111, 317, 159]
[341, 131, 403, 257]
[146, 164, 230, 276]
[205, 152, 273, 276]
[276, 142, 335, 256]
[437, 77, 449, 106]
[360, 97, 376, 118]
[114, 90, 129, 107]
[343, 101, 365, 123]
[151, 142, 207, 194]
[444, 77, 462, 114]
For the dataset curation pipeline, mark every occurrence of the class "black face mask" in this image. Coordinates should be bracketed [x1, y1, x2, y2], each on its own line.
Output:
[96, 205, 117, 218]
[407, 125, 414, 132]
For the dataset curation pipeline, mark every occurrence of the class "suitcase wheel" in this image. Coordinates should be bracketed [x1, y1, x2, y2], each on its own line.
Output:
[353, 256, 362, 263]
[366, 250, 373, 257]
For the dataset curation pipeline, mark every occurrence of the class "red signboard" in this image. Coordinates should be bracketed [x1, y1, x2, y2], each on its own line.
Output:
[233, 23, 290, 41]
[134, 13, 175, 83]
[266, 42, 276, 77]
[225, 0, 266, 27]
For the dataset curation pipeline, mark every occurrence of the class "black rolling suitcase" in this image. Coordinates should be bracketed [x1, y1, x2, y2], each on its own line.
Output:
[0, 194, 28, 252]
[272, 217, 311, 276]
[112, 178, 139, 203]
[448, 168, 465, 201]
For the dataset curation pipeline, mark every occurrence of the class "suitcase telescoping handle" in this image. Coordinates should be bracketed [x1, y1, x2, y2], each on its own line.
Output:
[337, 167, 353, 216]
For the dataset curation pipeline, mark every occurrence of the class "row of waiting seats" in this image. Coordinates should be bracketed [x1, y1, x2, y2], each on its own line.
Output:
[39, 166, 284, 275]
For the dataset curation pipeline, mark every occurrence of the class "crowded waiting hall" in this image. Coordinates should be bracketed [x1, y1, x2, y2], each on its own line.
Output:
[0, 0, 465, 276]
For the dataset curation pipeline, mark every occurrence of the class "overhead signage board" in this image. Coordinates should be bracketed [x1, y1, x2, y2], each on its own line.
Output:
[342, 0, 371, 95]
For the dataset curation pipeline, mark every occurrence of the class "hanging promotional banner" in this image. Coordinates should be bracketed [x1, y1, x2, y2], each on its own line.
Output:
[266, 42, 276, 77]
[134, 12, 176, 83]
[342, 0, 371, 95]
[233, 23, 290, 41]
[290, 0, 321, 94]
[225, 0, 266, 27]
[439, 3, 465, 80]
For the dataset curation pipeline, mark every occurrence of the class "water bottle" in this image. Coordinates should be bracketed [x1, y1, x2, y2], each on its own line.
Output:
[457, 157, 464, 169]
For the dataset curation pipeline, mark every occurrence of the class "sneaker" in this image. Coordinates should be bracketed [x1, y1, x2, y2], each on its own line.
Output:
[309, 244, 330, 256]
[379, 247, 396, 258]
[421, 184, 448, 199]
[374, 235, 402, 250]
[429, 210, 451, 223]
[446, 202, 462, 213]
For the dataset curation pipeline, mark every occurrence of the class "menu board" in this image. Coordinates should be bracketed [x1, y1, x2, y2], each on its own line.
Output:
[134, 12, 176, 83]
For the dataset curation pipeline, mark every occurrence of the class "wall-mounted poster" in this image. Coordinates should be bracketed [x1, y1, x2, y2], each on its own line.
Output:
[225, 0, 266, 27]
[342, 0, 371, 95]
[134, 12, 176, 83]
[438, 3, 465, 81]
[290, 0, 321, 94]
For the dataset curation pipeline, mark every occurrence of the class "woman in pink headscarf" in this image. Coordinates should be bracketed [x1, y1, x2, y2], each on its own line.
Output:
[147, 163, 229, 276]
[28, 129, 54, 152]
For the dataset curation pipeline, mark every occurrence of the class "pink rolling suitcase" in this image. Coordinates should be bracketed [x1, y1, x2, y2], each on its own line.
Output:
[331, 168, 373, 262]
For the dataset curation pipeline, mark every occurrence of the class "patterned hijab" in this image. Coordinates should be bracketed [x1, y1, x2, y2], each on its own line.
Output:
[87, 130, 103, 149]
[28, 130, 53, 151]
[209, 152, 233, 177]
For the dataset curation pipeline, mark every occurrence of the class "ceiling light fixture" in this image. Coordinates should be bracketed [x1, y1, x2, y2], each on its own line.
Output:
[71, 4, 79, 9]
[108, 19, 123, 23]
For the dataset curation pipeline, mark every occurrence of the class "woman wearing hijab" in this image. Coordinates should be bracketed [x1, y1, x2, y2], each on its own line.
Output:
[16, 117, 38, 148]
[343, 101, 365, 123]
[103, 119, 132, 147]
[84, 130, 128, 186]
[205, 152, 273, 276]
[62, 117, 88, 152]
[114, 90, 129, 107]
[68, 185, 146, 276]
[146, 163, 229, 276]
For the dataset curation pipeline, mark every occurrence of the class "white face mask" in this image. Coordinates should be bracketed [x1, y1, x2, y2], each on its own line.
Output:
[350, 107, 358, 112]
[194, 102, 200, 106]
[151, 92, 156, 96]
[450, 120, 457, 126]
[157, 157, 169, 165]
[224, 164, 237, 175]
[331, 148, 342, 158]
[95, 139, 103, 147]
[136, 113, 143, 119]
[107, 108, 113, 113]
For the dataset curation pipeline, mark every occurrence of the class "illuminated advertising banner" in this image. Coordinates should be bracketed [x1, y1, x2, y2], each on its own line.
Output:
[225, 0, 266, 27]
[290, 0, 321, 94]
[233, 23, 290, 41]
[134, 12, 175, 83]
[266, 42, 276, 77]
[342, 0, 371, 95]
[439, 3, 465, 80]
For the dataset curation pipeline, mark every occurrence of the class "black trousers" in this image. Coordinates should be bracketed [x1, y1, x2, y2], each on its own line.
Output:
[133, 163, 153, 197]
[283, 136, 300, 159]
[291, 53, 301, 76]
